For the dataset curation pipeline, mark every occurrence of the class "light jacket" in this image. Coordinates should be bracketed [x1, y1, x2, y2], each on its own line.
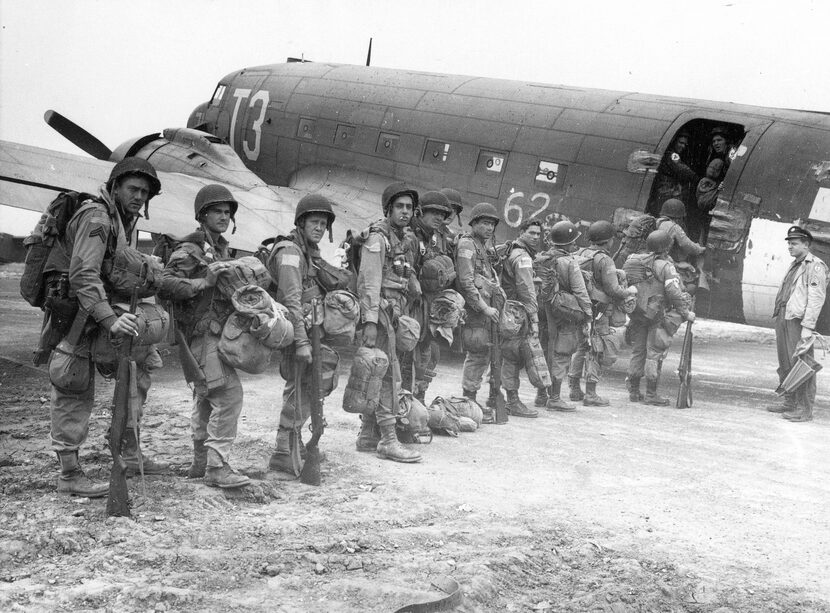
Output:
[783, 253, 829, 330]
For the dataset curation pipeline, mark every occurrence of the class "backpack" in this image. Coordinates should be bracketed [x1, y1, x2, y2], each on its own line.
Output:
[622, 253, 663, 320]
[20, 191, 97, 307]
[533, 251, 560, 304]
[615, 214, 657, 263]
[573, 248, 611, 305]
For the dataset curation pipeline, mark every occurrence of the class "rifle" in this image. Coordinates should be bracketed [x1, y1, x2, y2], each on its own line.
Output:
[106, 264, 146, 517]
[489, 318, 508, 424]
[675, 317, 693, 409]
[299, 297, 325, 486]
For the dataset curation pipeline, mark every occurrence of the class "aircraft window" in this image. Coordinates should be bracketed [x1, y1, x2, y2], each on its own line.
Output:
[423, 140, 450, 165]
[376, 132, 399, 157]
[476, 150, 506, 174]
[335, 124, 355, 147]
[535, 160, 561, 184]
[210, 85, 226, 106]
[297, 118, 316, 140]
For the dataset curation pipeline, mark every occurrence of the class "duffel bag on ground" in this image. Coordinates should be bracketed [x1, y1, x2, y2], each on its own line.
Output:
[342, 347, 388, 414]
[432, 395, 484, 426]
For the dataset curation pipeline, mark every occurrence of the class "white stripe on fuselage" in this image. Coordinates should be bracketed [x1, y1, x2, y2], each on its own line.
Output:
[741, 218, 793, 327]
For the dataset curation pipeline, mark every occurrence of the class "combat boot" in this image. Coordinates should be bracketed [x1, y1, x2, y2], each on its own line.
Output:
[506, 390, 538, 418]
[187, 439, 207, 478]
[534, 386, 548, 407]
[356, 413, 381, 452]
[123, 428, 170, 477]
[568, 376, 585, 401]
[376, 423, 422, 463]
[768, 395, 796, 413]
[463, 388, 477, 403]
[643, 379, 669, 406]
[205, 463, 251, 488]
[583, 382, 610, 407]
[268, 427, 296, 474]
[56, 451, 109, 498]
[546, 379, 576, 412]
[626, 376, 643, 402]
[783, 404, 813, 422]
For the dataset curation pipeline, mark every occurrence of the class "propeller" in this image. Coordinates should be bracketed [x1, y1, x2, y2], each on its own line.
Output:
[366, 37, 372, 67]
[44, 110, 112, 160]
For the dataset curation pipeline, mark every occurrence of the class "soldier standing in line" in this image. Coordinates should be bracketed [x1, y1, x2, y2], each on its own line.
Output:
[499, 219, 545, 418]
[541, 221, 592, 411]
[356, 183, 423, 462]
[159, 184, 250, 489]
[567, 221, 636, 406]
[438, 187, 464, 245]
[408, 191, 453, 403]
[265, 194, 338, 471]
[769, 226, 828, 422]
[50, 158, 166, 497]
[623, 230, 695, 405]
[455, 203, 503, 406]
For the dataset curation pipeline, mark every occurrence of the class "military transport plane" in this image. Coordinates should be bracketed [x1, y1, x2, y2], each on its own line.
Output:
[1, 61, 829, 331]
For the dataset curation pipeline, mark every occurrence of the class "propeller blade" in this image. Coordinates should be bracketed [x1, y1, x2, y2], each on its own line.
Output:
[44, 110, 112, 160]
[366, 37, 372, 67]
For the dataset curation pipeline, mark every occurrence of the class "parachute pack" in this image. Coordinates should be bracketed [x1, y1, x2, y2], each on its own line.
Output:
[614, 213, 657, 265]
[622, 253, 663, 320]
[20, 191, 98, 307]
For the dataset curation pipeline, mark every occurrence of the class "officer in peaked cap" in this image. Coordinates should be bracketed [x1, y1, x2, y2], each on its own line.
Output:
[769, 225, 827, 421]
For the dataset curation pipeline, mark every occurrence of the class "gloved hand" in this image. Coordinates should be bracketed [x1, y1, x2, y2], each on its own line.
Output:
[362, 322, 377, 348]
[295, 344, 313, 364]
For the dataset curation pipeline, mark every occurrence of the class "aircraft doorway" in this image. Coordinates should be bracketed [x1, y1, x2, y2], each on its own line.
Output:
[647, 119, 745, 243]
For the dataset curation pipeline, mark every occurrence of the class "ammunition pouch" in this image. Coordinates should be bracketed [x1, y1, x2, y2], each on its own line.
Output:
[49, 339, 92, 393]
[218, 312, 276, 374]
[520, 335, 552, 388]
[103, 247, 161, 299]
[342, 347, 389, 414]
[426, 399, 461, 436]
[589, 332, 619, 368]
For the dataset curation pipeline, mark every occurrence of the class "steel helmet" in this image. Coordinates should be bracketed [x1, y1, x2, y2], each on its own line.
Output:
[660, 198, 686, 219]
[194, 184, 238, 219]
[106, 157, 161, 199]
[549, 220, 580, 245]
[646, 230, 672, 253]
[382, 182, 419, 216]
[419, 191, 452, 217]
[294, 193, 336, 226]
[439, 188, 463, 212]
[468, 202, 500, 227]
[587, 220, 615, 243]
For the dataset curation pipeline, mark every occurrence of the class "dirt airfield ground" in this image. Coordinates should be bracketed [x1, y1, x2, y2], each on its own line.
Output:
[2, 264, 830, 613]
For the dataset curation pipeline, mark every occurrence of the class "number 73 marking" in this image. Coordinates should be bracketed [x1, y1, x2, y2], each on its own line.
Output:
[230, 88, 270, 161]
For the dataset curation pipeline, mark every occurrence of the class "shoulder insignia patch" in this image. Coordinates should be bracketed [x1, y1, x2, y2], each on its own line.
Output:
[365, 241, 382, 253]
[281, 253, 300, 267]
[88, 225, 107, 244]
[458, 248, 473, 259]
[671, 152, 680, 162]
[517, 256, 533, 269]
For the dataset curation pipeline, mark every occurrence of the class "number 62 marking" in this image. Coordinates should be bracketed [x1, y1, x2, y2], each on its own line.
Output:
[503, 192, 551, 228]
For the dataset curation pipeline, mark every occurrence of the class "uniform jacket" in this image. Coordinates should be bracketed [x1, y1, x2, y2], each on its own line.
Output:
[576, 245, 630, 303]
[501, 238, 539, 320]
[412, 217, 450, 264]
[64, 185, 137, 331]
[652, 256, 690, 318]
[159, 229, 233, 339]
[656, 217, 705, 263]
[549, 247, 592, 318]
[266, 229, 321, 348]
[357, 219, 418, 324]
[455, 233, 500, 312]
[777, 252, 829, 330]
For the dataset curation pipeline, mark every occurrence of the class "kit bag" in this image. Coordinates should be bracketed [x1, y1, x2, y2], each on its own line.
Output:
[420, 255, 457, 293]
[395, 391, 432, 444]
[342, 347, 389, 414]
[520, 335, 552, 388]
[103, 247, 162, 299]
[499, 300, 527, 339]
[395, 315, 421, 352]
[49, 339, 92, 393]
[323, 290, 360, 344]
[215, 256, 272, 298]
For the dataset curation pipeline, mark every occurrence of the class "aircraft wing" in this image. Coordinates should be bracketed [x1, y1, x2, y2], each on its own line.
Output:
[0, 141, 299, 252]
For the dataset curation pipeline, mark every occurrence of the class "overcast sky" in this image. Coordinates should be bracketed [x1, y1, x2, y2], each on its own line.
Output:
[1, 0, 828, 232]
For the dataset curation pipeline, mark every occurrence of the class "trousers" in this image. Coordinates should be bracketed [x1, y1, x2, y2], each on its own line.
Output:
[775, 313, 816, 413]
